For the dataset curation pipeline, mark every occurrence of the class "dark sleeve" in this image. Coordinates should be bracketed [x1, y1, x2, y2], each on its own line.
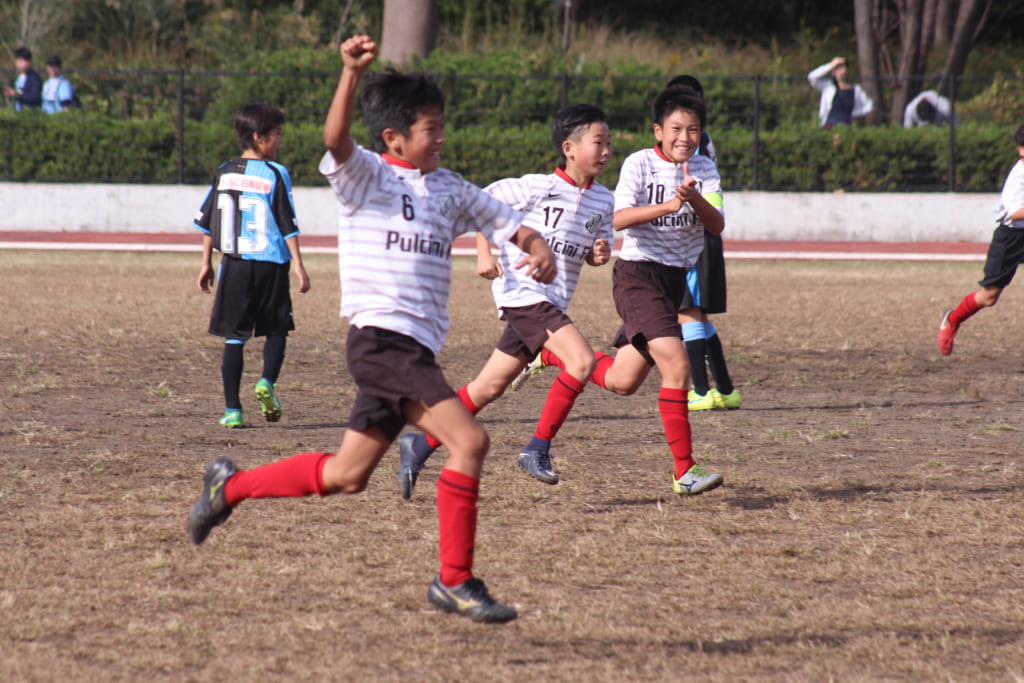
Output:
[269, 164, 299, 238]
[20, 72, 42, 107]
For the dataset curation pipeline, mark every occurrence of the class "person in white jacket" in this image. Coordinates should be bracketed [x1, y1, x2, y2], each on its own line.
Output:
[808, 57, 873, 128]
[903, 90, 958, 128]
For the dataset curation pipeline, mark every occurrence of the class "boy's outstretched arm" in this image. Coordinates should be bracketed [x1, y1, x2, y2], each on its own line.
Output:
[475, 232, 503, 280]
[613, 196, 683, 231]
[510, 226, 557, 283]
[323, 34, 377, 165]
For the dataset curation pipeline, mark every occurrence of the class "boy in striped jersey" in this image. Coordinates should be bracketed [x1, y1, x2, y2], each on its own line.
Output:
[194, 103, 311, 428]
[187, 35, 556, 624]
[519, 85, 725, 496]
[664, 75, 740, 412]
[396, 103, 614, 493]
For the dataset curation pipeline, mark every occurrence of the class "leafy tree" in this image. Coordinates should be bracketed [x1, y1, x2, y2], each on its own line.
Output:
[854, 0, 1024, 125]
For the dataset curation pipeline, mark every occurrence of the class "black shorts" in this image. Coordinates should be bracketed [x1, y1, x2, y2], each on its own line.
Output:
[345, 326, 457, 441]
[979, 225, 1024, 289]
[680, 231, 727, 314]
[209, 256, 294, 340]
[612, 259, 687, 362]
[495, 301, 573, 359]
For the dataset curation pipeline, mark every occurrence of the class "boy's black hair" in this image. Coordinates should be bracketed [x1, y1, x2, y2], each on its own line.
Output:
[1014, 124, 1024, 147]
[652, 85, 707, 129]
[45, 54, 61, 68]
[551, 103, 606, 160]
[360, 68, 445, 154]
[666, 74, 704, 100]
[233, 103, 286, 151]
[916, 98, 937, 124]
[14, 46, 32, 61]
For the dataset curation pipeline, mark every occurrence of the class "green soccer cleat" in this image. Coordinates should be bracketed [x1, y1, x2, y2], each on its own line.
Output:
[673, 464, 724, 496]
[713, 388, 742, 410]
[687, 390, 717, 411]
[254, 378, 282, 422]
[219, 409, 243, 428]
[510, 352, 546, 392]
[188, 457, 238, 544]
[427, 575, 518, 623]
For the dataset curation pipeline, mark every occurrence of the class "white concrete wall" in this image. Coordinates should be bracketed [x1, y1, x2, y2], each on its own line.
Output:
[0, 182, 998, 242]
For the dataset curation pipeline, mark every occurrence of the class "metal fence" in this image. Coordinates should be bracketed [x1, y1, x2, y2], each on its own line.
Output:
[2, 67, 1019, 190]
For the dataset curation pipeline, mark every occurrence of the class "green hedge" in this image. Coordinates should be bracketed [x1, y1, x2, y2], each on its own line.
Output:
[0, 110, 1015, 192]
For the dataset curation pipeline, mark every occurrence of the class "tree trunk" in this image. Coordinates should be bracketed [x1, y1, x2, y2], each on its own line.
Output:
[380, 0, 439, 66]
[933, 0, 953, 46]
[939, 0, 989, 96]
[854, 0, 884, 124]
[891, 0, 924, 124]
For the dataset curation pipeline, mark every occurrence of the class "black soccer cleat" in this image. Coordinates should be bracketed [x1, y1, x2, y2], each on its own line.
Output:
[517, 447, 559, 485]
[397, 433, 430, 500]
[427, 575, 518, 623]
[188, 456, 238, 544]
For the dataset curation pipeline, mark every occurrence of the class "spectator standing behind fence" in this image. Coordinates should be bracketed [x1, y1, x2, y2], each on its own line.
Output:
[903, 90, 957, 128]
[808, 57, 872, 129]
[41, 55, 75, 114]
[4, 47, 42, 111]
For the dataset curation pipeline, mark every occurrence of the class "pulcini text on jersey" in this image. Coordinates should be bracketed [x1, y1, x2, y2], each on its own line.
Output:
[546, 235, 593, 262]
[386, 230, 452, 259]
[649, 211, 698, 228]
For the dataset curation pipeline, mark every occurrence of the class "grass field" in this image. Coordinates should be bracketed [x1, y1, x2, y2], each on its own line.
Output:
[2, 251, 1023, 681]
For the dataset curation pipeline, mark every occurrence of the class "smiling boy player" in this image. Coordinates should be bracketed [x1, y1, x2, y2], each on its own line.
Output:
[187, 35, 557, 624]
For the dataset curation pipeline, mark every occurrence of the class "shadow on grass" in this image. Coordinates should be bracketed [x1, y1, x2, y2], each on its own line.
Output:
[519, 625, 1023, 659]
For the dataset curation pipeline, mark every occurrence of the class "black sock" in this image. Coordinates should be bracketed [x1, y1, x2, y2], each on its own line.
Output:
[705, 334, 734, 394]
[685, 338, 710, 395]
[222, 343, 244, 410]
[262, 334, 287, 384]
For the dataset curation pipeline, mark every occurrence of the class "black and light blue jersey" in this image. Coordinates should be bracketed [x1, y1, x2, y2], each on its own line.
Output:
[193, 158, 299, 264]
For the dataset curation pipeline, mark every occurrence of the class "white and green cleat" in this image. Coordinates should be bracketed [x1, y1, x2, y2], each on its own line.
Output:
[673, 464, 724, 496]
[219, 409, 243, 428]
[510, 353, 547, 392]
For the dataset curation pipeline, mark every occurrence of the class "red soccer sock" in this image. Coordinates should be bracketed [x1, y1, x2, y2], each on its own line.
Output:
[658, 388, 694, 479]
[540, 348, 565, 370]
[589, 352, 614, 389]
[425, 385, 479, 450]
[534, 372, 586, 441]
[223, 451, 330, 506]
[948, 292, 982, 327]
[437, 469, 479, 587]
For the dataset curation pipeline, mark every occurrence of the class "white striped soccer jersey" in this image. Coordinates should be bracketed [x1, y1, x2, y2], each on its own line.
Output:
[996, 159, 1024, 229]
[193, 158, 299, 264]
[319, 146, 524, 355]
[614, 146, 724, 268]
[487, 168, 614, 314]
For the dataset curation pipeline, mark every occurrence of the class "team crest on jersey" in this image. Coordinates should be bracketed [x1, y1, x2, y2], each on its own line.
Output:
[436, 194, 455, 220]
[584, 212, 603, 234]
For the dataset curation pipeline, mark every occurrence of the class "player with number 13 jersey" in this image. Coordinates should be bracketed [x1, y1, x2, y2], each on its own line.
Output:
[194, 157, 299, 263]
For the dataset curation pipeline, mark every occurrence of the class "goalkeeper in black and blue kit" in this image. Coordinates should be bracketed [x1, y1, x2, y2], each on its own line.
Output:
[194, 103, 311, 428]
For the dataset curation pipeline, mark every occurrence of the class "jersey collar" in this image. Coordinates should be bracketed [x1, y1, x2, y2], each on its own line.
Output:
[382, 153, 417, 169]
[653, 144, 676, 164]
[555, 165, 594, 189]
